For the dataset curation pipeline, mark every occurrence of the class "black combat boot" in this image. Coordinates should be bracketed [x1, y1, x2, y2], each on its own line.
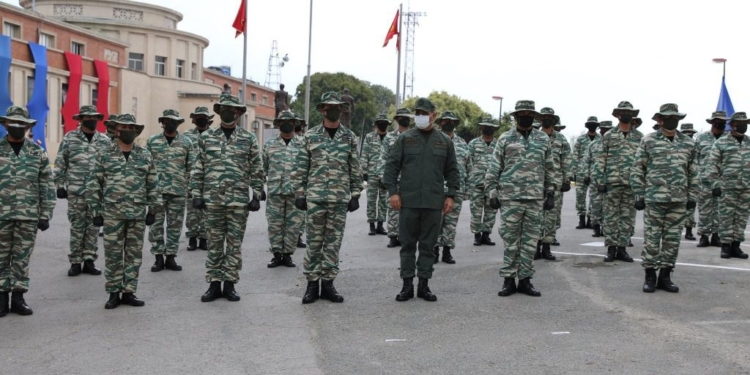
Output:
[67, 263, 82, 277]
[416, 278, 437, 301]
[223, 281, 240, 301]
[541, 243, 556, 261]
[104, 293, 120, 310]
[302, 280, 320, 304]
[267, 252, 283, 268]
[151, 254, 165, 272]
[369, 222, 377, 235]
[697, 235, 710, 247]
[201, 281, 223, 302]
[604, 246, 617, 262]
[731, 241, 749, 259]
[576, 215, 586, 229]
[187, 237, 198, 251]
[376, 221, 387, 235]
[586, 216, 592, 228]
[628, 239, 634, 247]
[643, 269, 657, 293]
[517, 278, 541, 297]
[616, 247, 634, 262]
[198, 238, 208, 250]
[473, 233, 482, 246]
[387, 236, 401, 248]
[552, 238, 560, 246]
[534, 241, 542, 260]
[711, 233, 721, 247]
[395, 277, 414, 301]
[684, 227, 696, 240]
[164, 255, 182, 271]
[721, 243, 732, 259]
[481, 232, 496, 246]
[320, 280, 344, 303]
[0, 292, 8, 317]
[282, 254, 296, 267]
[9, 292, 33, 315]
[82, 260, 102, 275]
[497, 278, 517, 297]
[297, 234, 307, 248]
[433, 246, 440, 264]
[592, 224, 602, 237]
[120, 293, 145, 307]
[656, 267, 679, 293]
[442, 247, 455, 264]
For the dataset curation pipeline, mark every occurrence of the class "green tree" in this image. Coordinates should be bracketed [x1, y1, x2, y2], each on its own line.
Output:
[370, 84, 396, 114]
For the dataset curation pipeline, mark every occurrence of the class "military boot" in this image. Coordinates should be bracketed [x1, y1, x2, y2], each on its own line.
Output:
[710, 233, 721, 247]
[433, 246, 440, 264]
[223, 281, 240, 302]
[375, 221, 387, 235]
[302, 280, 320, 304]
[697, 235, 710, 247]
[684, 227, 696, 241]
[576, 215, 586, 229]
[201, 281, 223, 302]
[104, 293, 120, 310]
[320, 280, 344, 303]
[481, 232, 496, 246]
[120, 293, 145, 307]
[517, 278, 541, 297]
[586, 216, 592, 228]
[416, 278, 437, 301]
[656, 267, 679, 293]
[497, 278, 516, 297]
[187, 237, 198, 251]
[442, 247, 455, 264]
[387, 236, 400, 248]
[541, 243, 556, 261]
[151, 254, 165, 272]
[628, 239, 634, 247]
[0, 292, 8, 317]
[552, 238, 560, 246]
[368, 222, 377, 235]
[473, 233, 482, 246]
[616, 247, 634, 262]
[297, 234, 307, 248]
[267, 252, 283, 268]
[67, 263, 82, 277]
[164, 255, 182, 271]
[643, 269, 657, 293]
[534, 241, 542, 260]
[282, 254, 296, 267]
[82, 260, 102, 275]
[395, 277, 414, 301]
[198, 238, 208, 250]
[10, 292, 33, 315]
[592, 224, 602, 237]
[731, 241, 749, 259]
[604, 246, 617, 262]
[721, 243, 732, 259]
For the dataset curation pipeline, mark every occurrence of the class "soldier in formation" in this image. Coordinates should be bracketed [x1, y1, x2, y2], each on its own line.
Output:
[361, 114, 390, 236]
[585, 120, 612, 238]
[293, 112, 308, 249]
[379, 108, 414, 248]
[695, 111, 727, 248]
[678, 123, 698, 240]
[572, 116, 601, 229]
[468, 118, 499, 247]
[183, 107, 213, 251]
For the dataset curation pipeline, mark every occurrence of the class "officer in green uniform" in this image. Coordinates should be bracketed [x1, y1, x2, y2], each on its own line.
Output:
[383, 98, 460, 302]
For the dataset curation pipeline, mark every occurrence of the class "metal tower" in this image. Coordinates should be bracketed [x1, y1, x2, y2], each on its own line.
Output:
[264, 40, 288, 89]
[402, 10, 425, 101]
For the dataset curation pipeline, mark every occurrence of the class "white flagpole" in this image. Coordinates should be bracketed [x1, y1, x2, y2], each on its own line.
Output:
[395, 4, 402, 107]
[241, 0, 248, 127]
[304, 0, 313, 124]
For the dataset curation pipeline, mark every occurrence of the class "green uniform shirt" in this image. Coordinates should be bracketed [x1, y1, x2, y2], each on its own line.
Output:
[263, 135, 303, 196]
[0, 137, 55, 221]
[546, 130, 573, 186]
[694, 130, 724, 182]
[54, 128, 111, 196]
[598, 126, 644, 187]
[467, 137, 497, 189]
[484, 128, 555, 201]
[572, 133, 600, 180]
[146, 132, 194, 197]
[631, 131, 699, 203]
[361, 131, 387, 177]
[705, 133, 750, 190]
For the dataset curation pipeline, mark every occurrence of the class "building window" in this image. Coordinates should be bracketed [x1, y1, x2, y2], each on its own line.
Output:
[191, 63, 197, 80]
[71, 41, 85, 56]
[26, 75, 34, 104]
[251, 93, 257, 102]
[262, 95, 268, 105]
[39, 33, 56, 48]
[176, 59, 185, 78]
[2, 22, 21, 39]
[92, 88, 98, 107]
[238, 89, 244, 101]
[128, 53, 144, 71]
[154, 56, 166, 76]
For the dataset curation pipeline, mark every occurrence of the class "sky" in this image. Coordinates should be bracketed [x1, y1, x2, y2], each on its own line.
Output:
[5, 0, 750, 139]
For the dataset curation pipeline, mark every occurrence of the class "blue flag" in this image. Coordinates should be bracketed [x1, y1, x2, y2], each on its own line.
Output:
[0, 35, 13, 138]
[716, 76, 735, 130]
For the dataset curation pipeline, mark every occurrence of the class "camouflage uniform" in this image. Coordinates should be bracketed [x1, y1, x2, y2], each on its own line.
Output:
[361, 126, 388, 224]
[379, 128, 406, 239]
[585, 122, 611, 229]
[679, 123, 698, 234]
[183, 127, 208, 244]
[437, 135, 470, 249]
[695, 112, 727, 241]
[468, 134, 498, 235]
[540, 126, 572, 245]
[572, 120, 601, 220]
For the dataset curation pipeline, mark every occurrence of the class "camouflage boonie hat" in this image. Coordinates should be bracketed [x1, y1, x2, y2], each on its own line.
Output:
[293, 112, 307, 127]
[511, 100, 539, 116]
[631, 117, 643, 127]
[612, 101, 640, 117]
[680, 123, 696, 134]
[585, 116, 599, 125]
[158, 109, 185, 124]
[706, 111, 729, 123]
[436, 111, 459, 122]
[539, 107, 560, 122]
[213, 94, 247, 115]
[394, 107, 414, 119]
[599, 120, 613, 130]
[111, 113, 145, 136]
[374, 113, 391, 124]
[652, 103, 686, 121]
[273, 110, 298, 126]
[104, 114, 119, 135]
[73, 105, 104, 121]
[190, 106, 215, 119]
[414, 97, 436, 112]
[0, 106, 37, 126]
[315, 91, 349, 110]
[478, 117, 499, 128]
[555, 124, 567, 130]
[729, 112, 750, 123]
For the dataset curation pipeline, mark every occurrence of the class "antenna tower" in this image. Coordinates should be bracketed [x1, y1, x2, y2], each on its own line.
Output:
[402, 10, 425, 101]
[265, 40, 287, 89]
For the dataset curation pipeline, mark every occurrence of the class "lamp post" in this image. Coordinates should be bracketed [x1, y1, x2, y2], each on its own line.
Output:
[492, 96, 503, 123]
[713, 58, 726, 77]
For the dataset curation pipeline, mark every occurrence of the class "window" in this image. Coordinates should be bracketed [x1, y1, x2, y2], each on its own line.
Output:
[191, 63, 197, 80]
[251, 93, 257, 102]
[176, 59, 185, 78]
[71, 41, 85, 56]
[2, 22, 20, 38]
[154, 56, 166, 76]
[39, 33, 56, 48]
[238, 89, 244, 101]
[26, 75, 34, 104]
[262, 95, 268, 105]
[128, 53, 144, 71]
[92, 88, 98, 107]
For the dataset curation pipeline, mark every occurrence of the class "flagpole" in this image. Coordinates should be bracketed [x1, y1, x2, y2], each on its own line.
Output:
[241, 0, 248, 128]
[304, 0, 313, 124]
[395, 4, 402, 107]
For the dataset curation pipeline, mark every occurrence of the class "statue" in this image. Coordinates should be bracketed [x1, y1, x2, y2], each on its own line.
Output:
[340, 88, 355, 127]
[274, 83, 290, 118]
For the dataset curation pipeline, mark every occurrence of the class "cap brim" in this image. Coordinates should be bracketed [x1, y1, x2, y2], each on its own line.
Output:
[73, 113, 104, 120]
[653, 112, 687, 120]
[706, 117, 728, 123]
[315, 101, 349, 110]
[613, 109, 640, 117]
[510, 109, 540, 116]
[0, 115, 37, 125]
[478, 122, 499, 127]
[190, 113, 215, 119]
[394, 113, 413, 119]
[159, 116, 185, 123]
[213, 103, 247, 115]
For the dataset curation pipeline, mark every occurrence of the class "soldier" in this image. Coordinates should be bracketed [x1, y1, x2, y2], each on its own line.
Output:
[379, 108, 414, 248]
[695, 111, 727, 248]
[434, 111, 470, 264]
[87, 114, 160, 309]
[552, 122, 567, 246]
[706, 112, 750, 260]
[536, 107, 571, 260]
[340, 89, 355, 127]
[0, 106, 54, 316]
[293, 112, 307, 249]
[361, 114, 390, 236]
[468, 118, 500, 246]
[146, 109, 194, 272]
[572, 116, 600, 229]
[631, 117, 643, 130]
[104, 114, 119, 140]
[585, 121, 612, 237]
[383, 98, 460, 302]
[191, 94, 263, 302]
[599, 101, 643, 263]
[263, 111, 305, 268]
[678, 123, 698, 240]
[296, 92, 363, 304]
[632, 104, 698, 293]
[485, 100, 555, 297]
[55, 105, 109, 277]
[183, 107, 213, 251]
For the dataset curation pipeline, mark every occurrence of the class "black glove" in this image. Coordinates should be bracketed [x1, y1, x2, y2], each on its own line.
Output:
[295, 197, 308, 211]
[347, 196, 360, 212]
[379, 181, 386, 189]
[37, 219, 49, 231]
[583, 177, 591, 185]
[561, 182, 571, 192]
[597, 184, 608, 193]
[248, 196, 261, 212]
[93, 216, 104, 227]
[260, 190, 266, 201]
[543, 192, 555, 211]
[363, 173, 368, 182]
[686, 200, 696, 210]
[635, 199, 645, 211]
[192, 198, 206, 209]
[56, 187, 67, 199]
[145, 213, 156, 226]
[489, 197, 501, 210]
[712, 188, 722, 197]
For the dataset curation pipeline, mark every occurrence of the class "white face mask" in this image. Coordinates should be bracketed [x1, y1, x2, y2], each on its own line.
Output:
[414, 115, 430, 129]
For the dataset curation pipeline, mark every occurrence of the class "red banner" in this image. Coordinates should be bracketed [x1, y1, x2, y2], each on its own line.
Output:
[232, 0, 246, 38]
[94, 60, 109, 133]
[61, 52, 82, 134]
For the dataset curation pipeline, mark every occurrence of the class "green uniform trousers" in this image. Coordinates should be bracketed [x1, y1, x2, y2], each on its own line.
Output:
[266, 194, 304, 254]
[148, 194, 186, 256]
[575, 183, 590, 216]
[185, 196, 207, 240]
[470, 187, 497, 234]
[67, 194, 99, 264]
[542, 193, 563, 243]
[104, 219, 144, 293]
[366, 178, 388, 223]
[697, 182, 719, 236]
[303, 202, 348, 281]
[0, 220, 38, 292]
[641, 202, 685, 269]
[205, 206, 249, 283]
[399, 207, 441, 279]
[719, 189, 750, 243]
[603, 185, 636, 247]
[498, 199, 542, 279]
[437, 196, 463, 248]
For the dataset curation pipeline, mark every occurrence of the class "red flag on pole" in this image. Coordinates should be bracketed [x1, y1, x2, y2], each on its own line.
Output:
[232, 0, 247, 38]
[383, 10, 400, 50]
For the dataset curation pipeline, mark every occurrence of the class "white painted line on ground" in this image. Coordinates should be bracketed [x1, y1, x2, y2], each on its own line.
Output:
[581, 242, 605, 247]
[551, 332, 570, 335]
[554, 251, 750, 272]
[693, 320, 750, 326]
[385, 339, 407, 342]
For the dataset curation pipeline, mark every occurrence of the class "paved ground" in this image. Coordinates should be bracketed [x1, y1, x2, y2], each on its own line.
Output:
[2, 186, 750, 374]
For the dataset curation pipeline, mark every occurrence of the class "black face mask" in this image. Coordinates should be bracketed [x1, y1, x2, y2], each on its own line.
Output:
[481, 126, 495, 136]
[586, 124, 598, 132]
[279, 122, 295, 133]
[541, 119, 555, 128]
[163, 121, 179, 133]
[441, 122, 455, 133]
[376, 122, 389, 132]
[735, 123, 748, 134]
[324, 108, 341, 122]
[620, 114, 633, 124]
[662, 118, 679, 131]
[517, 115, 535, 128]
[195, 118, 209, 128]
[6, 126, 26, 140]
[82, 120, 98, 130]
[712, 121, 726, 130]
[397, 118, 411, 127]
[294, 125, 302, 132]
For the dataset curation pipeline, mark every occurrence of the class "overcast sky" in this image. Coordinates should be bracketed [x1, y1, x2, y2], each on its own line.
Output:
[5, 0, 750, 138]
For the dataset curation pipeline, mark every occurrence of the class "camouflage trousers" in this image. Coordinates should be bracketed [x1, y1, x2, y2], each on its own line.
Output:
[67, 194, 99, 264]
[684, 206, 696, 228]
[437, 196, 464, 248]
[697, 182, 719, 235]
[104, 219, 144, 293]
[470, 187, 498, 234]
[641, 202, 685, 269]
[386, 198, 400, 238]
[205, 206, 249, 283]
[718, 189, 750, 243]
[185, 196, 207, 240]
[148, 194, 185, 256]
[303, 202, 348, 281]
[575, 183, 590, 216]
[366, 178, 387, 223]
[590, 190, 605, 225]
[266, 194, 304, 255]
[603, 185, 636, 247]
[542, 192, 563, 243]
[0, 220, 38, 292]
[399, 207, 441, 279]
[498, 199, 543, 280]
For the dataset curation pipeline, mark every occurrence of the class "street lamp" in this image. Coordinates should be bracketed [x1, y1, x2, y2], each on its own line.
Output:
[713, 58, 726, 77]
[492, 96, 503, 123]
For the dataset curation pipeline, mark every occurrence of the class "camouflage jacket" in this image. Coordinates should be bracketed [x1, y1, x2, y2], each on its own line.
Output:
[467, 137, 497, 189]
[447, 135, 471, 196]
[295, 124, 364, 203]
[598, 126, 643, 186]
[86, 143, 160, 220]
[545, 130, 573, 187]
[263, 135, 303, 196]
[376, 129, 405, 179]
[190, 126, 264, 207]
[484, 128, 555, 201]
[694, 131, 725, 182]
[54, 128, 111, 196]
[631, 131, 699, 203]
[361, 131, 387, 178]
[146, 132, 194, 197]
[584, 139, 605, 185]
[0, 137, 55, 221]
[705, 133, 750, 190]
[572, 133, 600, 180]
